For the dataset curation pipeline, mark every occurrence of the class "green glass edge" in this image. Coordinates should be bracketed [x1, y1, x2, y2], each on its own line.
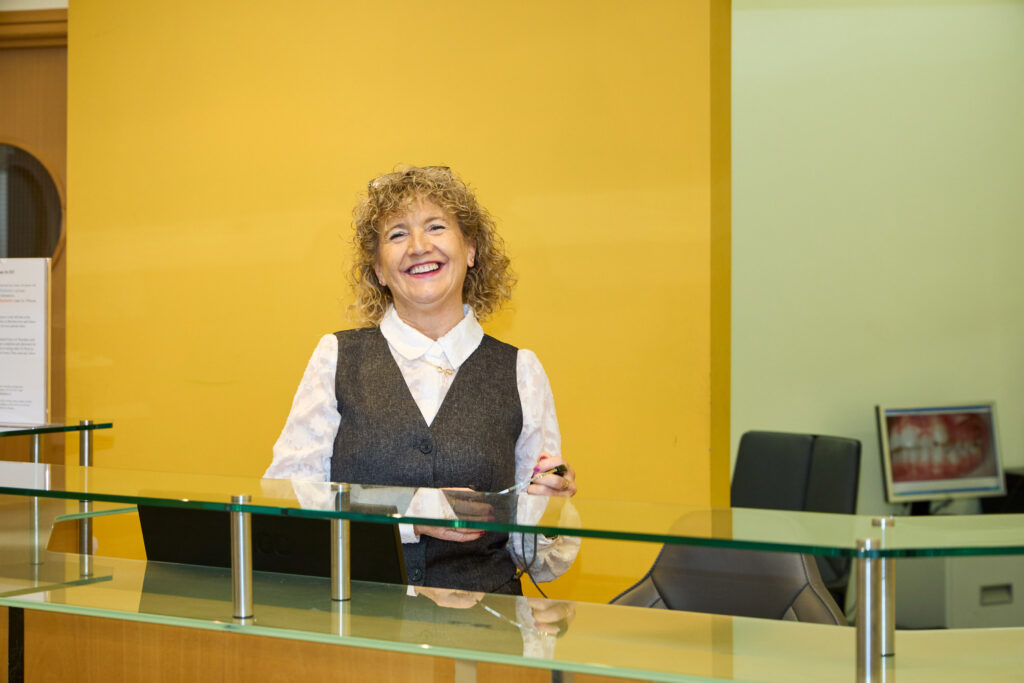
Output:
[0, 595, 694, 682]
[0, 485, 866, 557]
[5, 485, 1024, 559]
[53, 505, 138, 523]
[0, 422, 113, 437]
[0, 574, 113, 599]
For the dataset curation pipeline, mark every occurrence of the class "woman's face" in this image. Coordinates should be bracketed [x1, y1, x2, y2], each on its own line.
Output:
[374, 196, 476, 324]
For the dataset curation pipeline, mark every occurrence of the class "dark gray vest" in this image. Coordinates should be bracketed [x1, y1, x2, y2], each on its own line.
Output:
[331, 327, 523, 594]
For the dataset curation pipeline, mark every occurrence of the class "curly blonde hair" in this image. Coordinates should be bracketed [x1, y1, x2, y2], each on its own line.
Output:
[349, 165, 515, 325]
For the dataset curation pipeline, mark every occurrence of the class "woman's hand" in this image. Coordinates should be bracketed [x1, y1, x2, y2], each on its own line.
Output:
[527, 453, 577, 498]
[444, 488, 496, 521]
[413, 487, 491, 543]
[527, 598, 576, 636]
[414, 586, 484, 609]
[413, 525, 486, 542]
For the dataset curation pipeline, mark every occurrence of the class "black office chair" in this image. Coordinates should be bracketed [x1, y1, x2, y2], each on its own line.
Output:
[731, 431, 861, 607]
[610, 541, 845, 624]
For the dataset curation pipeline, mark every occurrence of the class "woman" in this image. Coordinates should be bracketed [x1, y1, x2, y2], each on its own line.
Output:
[265, 165, 578, 595]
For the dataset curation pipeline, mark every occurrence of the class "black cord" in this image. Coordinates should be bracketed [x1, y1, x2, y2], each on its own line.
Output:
[485, 531, 551, 597]
[519, 531, 549, 598]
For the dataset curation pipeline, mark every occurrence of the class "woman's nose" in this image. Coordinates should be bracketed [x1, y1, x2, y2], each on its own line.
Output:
[408, 228, 431, 253]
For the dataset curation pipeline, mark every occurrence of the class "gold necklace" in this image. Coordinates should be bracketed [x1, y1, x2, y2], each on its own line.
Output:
[423, 360, 455, 377]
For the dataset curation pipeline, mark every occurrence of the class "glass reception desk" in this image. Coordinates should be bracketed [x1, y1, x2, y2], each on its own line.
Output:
[0, 421, 112, 464]
[1, 462, 1024, 683]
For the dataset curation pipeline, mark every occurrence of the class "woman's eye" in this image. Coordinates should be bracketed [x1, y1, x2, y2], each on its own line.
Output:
[387, 231, 407, 241]
[428, 224, 446, 232]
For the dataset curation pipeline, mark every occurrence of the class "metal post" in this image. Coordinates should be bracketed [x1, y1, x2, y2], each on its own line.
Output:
[79, 419, 93, 466]
[30, 434, 42, 565]
[872, 517, 895, 657]
[79, 420, 94, 578]
[29, 433, 41, 463]
[856, 538, 882, 683]
[333, 599, 350, 637]
[331, 483, 351, 601]
[231, 495, 254, 622]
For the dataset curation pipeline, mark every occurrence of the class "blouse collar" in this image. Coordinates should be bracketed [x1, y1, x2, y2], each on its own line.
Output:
[379, 305, 484, 368]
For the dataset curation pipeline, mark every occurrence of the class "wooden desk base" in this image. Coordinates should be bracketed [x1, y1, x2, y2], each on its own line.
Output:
[11, 609, 634, 683]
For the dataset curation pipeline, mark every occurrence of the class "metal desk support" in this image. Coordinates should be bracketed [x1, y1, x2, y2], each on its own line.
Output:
[29, 435, 42, 567]
[231, 494, 254, 622]
[78, 420, 93, 578]
[856, 538, 882, 682]
[857, 516, 898, 681]
[331, 483, 351, 601]
[872, 516, 895, 658]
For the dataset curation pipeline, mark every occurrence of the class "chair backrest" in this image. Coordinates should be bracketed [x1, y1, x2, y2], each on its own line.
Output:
[731, 431, 861, 515]
[730, 430, 861, 597]
[611, 543, 845, 625]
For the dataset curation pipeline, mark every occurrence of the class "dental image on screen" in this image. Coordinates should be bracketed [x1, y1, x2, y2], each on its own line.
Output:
[878, 403, 1005, 504]
[886, 410, 997, 483]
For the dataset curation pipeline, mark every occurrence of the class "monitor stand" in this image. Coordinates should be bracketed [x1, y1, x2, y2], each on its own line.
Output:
[909, 501, 932, 516]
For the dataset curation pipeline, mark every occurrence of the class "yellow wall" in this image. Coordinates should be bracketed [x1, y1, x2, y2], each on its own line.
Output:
[67, 0, 730, 601]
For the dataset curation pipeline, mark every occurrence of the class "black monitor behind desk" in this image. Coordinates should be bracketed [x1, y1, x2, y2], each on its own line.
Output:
[138, 504, 407, 584]
[981, 467, 1024, 514]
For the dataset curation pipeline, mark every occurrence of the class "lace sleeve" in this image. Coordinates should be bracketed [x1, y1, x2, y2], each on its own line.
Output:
[264, 334, 339, 482]
[508, 350, 580, 581]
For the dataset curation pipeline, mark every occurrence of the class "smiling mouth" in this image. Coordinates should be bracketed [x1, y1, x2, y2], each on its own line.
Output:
[407, 263, 441, 275]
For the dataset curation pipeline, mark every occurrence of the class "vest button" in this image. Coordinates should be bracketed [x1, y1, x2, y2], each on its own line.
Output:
[418, 439, 433, 454]
[409, 568, 423, 582]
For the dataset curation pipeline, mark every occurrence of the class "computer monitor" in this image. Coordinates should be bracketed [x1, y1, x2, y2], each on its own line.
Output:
[876, 402, 1005, 507]
[138, 504, 407, 584]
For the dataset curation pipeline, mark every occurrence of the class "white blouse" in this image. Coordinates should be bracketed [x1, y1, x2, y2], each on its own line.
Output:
[264, 306, 579, 582]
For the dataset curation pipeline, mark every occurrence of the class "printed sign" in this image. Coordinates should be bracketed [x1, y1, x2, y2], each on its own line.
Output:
[0, 258, 49, 425]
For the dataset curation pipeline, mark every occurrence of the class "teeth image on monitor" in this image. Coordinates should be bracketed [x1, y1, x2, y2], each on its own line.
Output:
[896, 414, 994, 480]
[878, 402, 1005, 504]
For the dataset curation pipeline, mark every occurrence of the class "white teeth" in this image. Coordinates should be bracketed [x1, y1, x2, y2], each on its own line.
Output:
[408, 263, 440, 275]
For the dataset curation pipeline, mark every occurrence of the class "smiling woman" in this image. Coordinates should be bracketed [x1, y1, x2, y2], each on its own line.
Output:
[264, 165, 580, 596]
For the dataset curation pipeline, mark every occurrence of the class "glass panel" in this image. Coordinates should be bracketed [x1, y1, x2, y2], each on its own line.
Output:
[1, 550, 1021, 680]
[0, 422, 113, 437]
[1, 461, 1023, 558]
[0, 551, 803, 680]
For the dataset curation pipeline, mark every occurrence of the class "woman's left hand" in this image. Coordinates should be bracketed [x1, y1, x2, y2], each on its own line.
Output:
[414, 586, 484, 609]
[527, 453, 577, 498]
[528, 598, 576, 636]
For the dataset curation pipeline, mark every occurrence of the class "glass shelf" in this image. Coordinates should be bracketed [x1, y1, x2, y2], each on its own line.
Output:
[0, 422, 113, 437]
[0, 549, 1021, 682]
[1, 461, 1023, 559]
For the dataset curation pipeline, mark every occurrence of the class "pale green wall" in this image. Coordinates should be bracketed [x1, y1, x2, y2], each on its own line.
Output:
[0, 1, 67, 9]
[732, 0, 1024, 514]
